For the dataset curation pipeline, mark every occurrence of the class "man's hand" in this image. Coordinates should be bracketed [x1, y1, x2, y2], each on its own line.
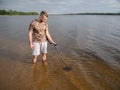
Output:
[54, 43, 57, 46]
[49, 42, 57, 46]
[52, 42, 57, 46]
[30, 44, 34, 50]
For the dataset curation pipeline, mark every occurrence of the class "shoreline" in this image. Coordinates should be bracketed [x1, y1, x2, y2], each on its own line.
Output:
[0, 14, 120, 16]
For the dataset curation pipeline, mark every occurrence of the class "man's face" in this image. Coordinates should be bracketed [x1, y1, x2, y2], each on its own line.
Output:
[40, 15, 48, 22]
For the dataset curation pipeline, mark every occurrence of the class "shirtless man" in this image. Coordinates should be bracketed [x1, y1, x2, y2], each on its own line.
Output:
[28, 11, 56, 65]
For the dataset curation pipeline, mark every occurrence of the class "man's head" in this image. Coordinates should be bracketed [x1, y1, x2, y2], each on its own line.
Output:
[39, 11, 48, 22]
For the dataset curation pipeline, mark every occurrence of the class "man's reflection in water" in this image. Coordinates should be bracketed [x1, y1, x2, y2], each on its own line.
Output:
[32, 63, 50, 87]
[32, 64, 40, 81]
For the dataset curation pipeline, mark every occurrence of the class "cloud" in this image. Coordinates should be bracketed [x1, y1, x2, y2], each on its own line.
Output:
[0, 0, 120, 14]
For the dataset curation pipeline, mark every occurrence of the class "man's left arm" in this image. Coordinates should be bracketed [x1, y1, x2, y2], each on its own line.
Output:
[45, 24, 56, 45]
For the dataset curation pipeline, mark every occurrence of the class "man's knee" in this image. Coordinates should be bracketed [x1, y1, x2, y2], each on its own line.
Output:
[42, 53, 46, 60]
[33, 55, 38, 59]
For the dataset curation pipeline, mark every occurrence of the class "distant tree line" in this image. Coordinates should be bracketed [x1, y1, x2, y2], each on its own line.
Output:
[0, 9, 39, 15]
[64, 12, 120, 15]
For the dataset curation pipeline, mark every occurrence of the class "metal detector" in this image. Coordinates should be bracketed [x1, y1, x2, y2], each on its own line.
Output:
[55, 46, 72, 72]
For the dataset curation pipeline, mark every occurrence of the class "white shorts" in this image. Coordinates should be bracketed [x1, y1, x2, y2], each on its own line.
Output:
[32, 41, 47, 55]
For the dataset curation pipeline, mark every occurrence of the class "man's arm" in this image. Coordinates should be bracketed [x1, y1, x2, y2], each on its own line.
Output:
[46, 24, 56, 45]
[28, 24, 34, 49]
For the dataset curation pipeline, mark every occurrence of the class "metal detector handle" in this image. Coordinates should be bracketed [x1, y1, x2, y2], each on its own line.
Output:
[55, 46, 67, 67]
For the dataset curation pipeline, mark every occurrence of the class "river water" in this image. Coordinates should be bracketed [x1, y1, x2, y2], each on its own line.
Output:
[0, 15, 120, 90]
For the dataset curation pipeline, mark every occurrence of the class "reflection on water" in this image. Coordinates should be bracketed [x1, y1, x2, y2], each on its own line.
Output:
[32, 63, 50, 89]
[0, 15, 120, 90]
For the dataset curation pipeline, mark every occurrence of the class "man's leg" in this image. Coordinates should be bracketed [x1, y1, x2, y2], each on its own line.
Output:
[42, 53, 47, 65]
[32, 42, 40, 64]
[32, 55, 38, 64]
[41, 41, 47, 65]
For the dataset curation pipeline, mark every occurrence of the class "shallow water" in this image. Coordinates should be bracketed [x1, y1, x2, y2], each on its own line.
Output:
[0, 15, 120, 90]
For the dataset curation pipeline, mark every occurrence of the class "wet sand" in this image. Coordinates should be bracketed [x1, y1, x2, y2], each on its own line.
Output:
[0, 45, 120, 90]
[0, 15, 120, 90]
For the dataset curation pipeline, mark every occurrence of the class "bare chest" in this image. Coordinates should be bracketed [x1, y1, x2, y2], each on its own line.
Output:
[34, 22, 46, 31]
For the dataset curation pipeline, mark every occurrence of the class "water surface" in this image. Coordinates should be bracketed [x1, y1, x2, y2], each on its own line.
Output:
[0, 15, 120, 90]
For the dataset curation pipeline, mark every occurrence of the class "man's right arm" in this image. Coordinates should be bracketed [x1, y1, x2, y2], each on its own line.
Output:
[28, 24, 34, 49]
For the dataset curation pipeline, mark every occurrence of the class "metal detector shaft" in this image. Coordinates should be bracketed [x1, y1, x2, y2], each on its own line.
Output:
[55, 46, 68, 67]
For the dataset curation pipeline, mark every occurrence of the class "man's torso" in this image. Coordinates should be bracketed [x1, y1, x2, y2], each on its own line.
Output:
[31, 19, 47, 42]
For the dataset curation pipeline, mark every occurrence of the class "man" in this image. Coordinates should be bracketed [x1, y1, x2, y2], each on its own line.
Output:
[28, 11, 56, 65]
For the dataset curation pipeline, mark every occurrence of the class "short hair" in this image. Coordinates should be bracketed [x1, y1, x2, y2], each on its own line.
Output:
[40, 11, 48, 17]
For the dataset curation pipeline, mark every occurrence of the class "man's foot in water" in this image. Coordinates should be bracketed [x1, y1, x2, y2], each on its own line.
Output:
[42, 60, 48, 65]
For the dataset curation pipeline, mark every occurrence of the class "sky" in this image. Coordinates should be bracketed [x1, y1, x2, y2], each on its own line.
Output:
[0, 0, 120, 14]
